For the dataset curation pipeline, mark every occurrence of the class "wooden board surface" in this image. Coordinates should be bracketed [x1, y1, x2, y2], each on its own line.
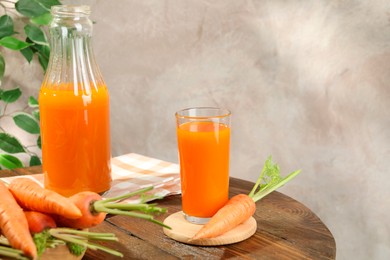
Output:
[40, 245, 84, 260]
[163, 211, 257, 246]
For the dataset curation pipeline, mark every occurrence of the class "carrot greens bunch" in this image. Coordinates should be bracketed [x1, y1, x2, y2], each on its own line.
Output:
[249, 156, 301, 202]
[48, 229, 122, 257]
[0, 236, 28, 260]
[0, 229, 123, 259]
[32, 231, 64, 256]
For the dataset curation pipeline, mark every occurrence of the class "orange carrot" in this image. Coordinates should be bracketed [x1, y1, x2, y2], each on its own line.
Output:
[191, 194, 255, 240]
[55, 191, 106, 229]
[24, 211, 57, 234]
[0, 181, 37, 259]
[191, 156, 301, 240]
[8, 178, 82, 219]
[55, 187, 170, 229]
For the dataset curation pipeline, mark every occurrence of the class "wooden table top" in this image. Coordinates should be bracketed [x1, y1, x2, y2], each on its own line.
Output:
[0, 166, 336, 259]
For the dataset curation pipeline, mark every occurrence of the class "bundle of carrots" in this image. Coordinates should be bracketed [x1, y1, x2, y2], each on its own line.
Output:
[0, 177, 169, 259]
[190, 156, 301, 241]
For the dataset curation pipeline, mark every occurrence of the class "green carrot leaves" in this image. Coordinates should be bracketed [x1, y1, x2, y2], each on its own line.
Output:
[249, 156, 301, 203]
[93, 186, 170, 229]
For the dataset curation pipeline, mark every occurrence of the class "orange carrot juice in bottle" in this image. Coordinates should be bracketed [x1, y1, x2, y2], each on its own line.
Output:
[39, 5, 111, 196]
[176, 107, 231, 224]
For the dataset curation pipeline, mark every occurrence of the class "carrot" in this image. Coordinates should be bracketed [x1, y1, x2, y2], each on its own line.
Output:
[191, 156, 301, 240]
[191, 194, 256, 240]
[24, 211, 57, 234]
[55, 187, 170, 229]
[54, 191, 106, 229]
[0, 181, 37, 259]
[8, 177, 82, 219]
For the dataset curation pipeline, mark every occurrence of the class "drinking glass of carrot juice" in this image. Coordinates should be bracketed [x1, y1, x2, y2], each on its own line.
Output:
[175, 107, 231, 224]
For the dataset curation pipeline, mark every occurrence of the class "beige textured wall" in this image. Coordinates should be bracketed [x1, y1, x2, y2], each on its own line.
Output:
[6, 0, 390, 259]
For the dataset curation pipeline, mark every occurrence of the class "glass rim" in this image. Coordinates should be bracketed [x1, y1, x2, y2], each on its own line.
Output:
[175, 107, 231, 119]
[51, 5, 91, 17]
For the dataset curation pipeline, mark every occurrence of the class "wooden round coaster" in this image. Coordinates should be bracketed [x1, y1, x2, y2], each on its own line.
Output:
[163, 211, 257, 246]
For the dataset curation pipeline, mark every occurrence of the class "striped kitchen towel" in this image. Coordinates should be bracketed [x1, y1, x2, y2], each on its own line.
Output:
[1, 153, 181, 203]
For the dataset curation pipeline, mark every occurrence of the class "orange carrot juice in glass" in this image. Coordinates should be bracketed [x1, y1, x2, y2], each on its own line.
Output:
[39, 83, 111, 197]
[176, 107, 231, 224]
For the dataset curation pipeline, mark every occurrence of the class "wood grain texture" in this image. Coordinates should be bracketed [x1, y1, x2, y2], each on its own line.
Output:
[106, 177, 336, 259]
[0, 166, 42, 178]
[0, 167, 336, 259]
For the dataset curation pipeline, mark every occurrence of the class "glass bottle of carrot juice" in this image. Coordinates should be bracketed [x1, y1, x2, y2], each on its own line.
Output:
[39, 5, 111, 196]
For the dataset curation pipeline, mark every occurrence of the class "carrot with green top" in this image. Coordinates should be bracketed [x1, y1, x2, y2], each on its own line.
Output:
[0, 181, 37, 259]
[55, 187, 171, 229]
[54, 191, 106, 229]
[191, 156, 301, 240]
[8, 177, 82, 219]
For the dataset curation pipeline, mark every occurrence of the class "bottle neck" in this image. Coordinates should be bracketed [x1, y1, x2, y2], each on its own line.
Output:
[49, 5, 93, 55]
[43, 5, 104, 93]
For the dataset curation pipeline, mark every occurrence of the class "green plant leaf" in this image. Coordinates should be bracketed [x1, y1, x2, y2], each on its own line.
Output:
[0, 53, 5, 81]
[29, 155, 41, 166]
[32, 109, 40, 121]
[28, 96, 39, 107]
[15, 0, 61, 18]
[30, 13, 52, 25]
[37, 135, 41, 149]
[0, 154, 24, 169]
[20, 38, 37, 63]
[37, 51, 49, 72]
[32, 41, 48, 53]
[20, 46, 35, 63]
[0, 36, 33, 50]
[12, 112, 40, 134]
[32, 43, 50, 72]
[0, 15, 15, 39]
[25, 24, 49, 46]
[0, 133, 25, 153]
[1, 88, 22, 103]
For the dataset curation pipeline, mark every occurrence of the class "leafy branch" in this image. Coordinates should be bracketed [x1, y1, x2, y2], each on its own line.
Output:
[0, 0, 61, 169]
